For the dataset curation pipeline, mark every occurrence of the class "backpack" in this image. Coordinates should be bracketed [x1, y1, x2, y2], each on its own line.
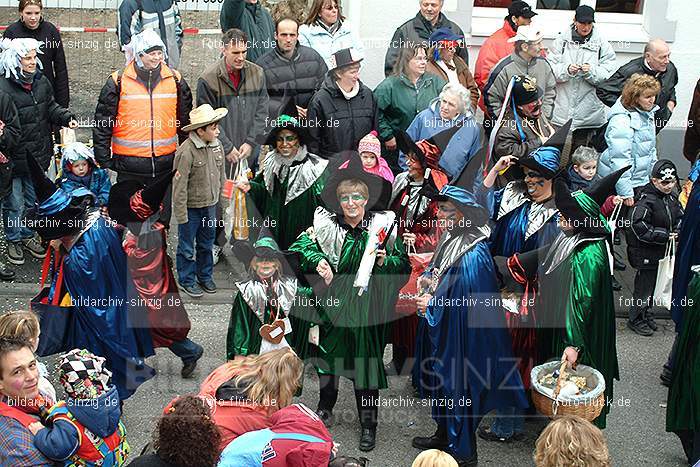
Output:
[218, 428, 328, 467]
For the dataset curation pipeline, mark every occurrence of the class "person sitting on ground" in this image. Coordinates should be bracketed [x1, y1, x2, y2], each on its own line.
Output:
[533, 415, 611, 467]
[30, 349, 128, 466]
[198, 348, 303, 452]
[0, 310, 56, 402]
[57, 142, 111, 208]
[339, 131, 394, 183]
[412, 449, 458, 467]
[128, 395, 222, 467]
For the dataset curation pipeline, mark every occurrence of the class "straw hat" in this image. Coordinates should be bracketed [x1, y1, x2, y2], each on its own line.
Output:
[182, 104, 228, 132]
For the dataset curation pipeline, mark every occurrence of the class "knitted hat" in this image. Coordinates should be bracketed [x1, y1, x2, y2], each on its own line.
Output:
[58, 349, 112, 399]
[358, 131, 381, 156]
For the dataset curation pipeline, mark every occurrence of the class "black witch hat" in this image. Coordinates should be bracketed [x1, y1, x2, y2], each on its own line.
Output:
[518, 120, 571, 179]
[554, 166, 630, 235]
[108, 171, 175, 226]
[232, 227, 299, 277]
[261, 95, 310, 147]
[321, 151, 392, 214]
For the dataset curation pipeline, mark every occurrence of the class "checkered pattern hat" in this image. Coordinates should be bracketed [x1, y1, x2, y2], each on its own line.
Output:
[58, 349, 112, 399]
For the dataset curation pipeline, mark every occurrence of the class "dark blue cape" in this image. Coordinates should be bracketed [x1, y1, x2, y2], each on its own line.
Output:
[672, 181, 700, 331]
[62, 216, 155, 399]
[426, 241, 528, 459]
[489, 197, 560, 257]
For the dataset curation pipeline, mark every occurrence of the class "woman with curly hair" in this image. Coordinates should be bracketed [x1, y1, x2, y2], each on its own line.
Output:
[129, 395, 221, 467]
[198, 348, 303, 451]
[533, 415, 611, 467]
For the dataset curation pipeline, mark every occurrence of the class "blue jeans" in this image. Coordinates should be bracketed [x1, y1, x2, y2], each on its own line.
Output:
[3, 176, 36, 242]
[169, 338, 203, 363]
[491, 406, 524, 438]
[176, 205, 216, 286]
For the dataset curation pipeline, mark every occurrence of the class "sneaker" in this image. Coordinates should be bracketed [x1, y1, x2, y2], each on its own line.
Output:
[627, 318, 653, 336]
[22, 235, 47, 259]
[199, 280, 217, 294]
[7, 242, 24, 265]
[212, 245, 221, 266]
[180, 282, 204, 298]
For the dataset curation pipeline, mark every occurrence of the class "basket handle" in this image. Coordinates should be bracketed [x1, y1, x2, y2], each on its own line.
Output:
[552, 358, 569, 400]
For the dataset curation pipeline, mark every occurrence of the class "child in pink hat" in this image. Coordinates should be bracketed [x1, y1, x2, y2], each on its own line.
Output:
[340, 131, 395, 183]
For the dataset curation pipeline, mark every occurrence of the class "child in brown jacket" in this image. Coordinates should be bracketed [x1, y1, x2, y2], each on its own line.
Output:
[172, 104, 227, 298]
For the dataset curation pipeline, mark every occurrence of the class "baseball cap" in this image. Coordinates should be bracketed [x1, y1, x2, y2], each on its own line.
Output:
[509, 1, 537, 19]
[575, 5, 595, 23]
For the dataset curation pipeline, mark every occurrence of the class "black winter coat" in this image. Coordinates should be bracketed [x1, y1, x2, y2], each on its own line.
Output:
[0, 71, 74, 176]
[626, 183, 683, 270]
[0, 92, 21, 198]
[4, 19, 70, 108]
[306, 75, 378, 161]
[255, 45, 327, 120]
[596, 57, 678, 133]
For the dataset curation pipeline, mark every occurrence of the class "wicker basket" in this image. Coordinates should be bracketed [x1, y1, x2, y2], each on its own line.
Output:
[530, 360, 606, 422]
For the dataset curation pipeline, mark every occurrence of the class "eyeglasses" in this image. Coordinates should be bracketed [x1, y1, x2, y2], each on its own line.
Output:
[412, 56, 429, 63]
[339, 193, 366, 203]
[276, 135, 298, 144]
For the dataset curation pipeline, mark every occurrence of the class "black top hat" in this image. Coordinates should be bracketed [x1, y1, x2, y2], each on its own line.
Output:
[328, 48, 363, 71]
[321, 152, 391, 214]
[108, 171, 175, 227]
[511, 75, 544, 107]
[261, 96, 310, 147]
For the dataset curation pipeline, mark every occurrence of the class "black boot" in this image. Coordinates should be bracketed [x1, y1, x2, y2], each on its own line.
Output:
[359, 427, 376, 451]
[627, 318, 653, 336]
[412, 424, 449, 450]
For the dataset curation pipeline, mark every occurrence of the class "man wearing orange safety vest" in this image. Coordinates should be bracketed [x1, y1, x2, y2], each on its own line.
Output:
[93, 29, 192, 224]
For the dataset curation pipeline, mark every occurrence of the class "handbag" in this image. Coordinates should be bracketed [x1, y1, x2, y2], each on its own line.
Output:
[31, 249, 75, 356]
[653, 235, 675, 310]
[396, 241, 434, 316]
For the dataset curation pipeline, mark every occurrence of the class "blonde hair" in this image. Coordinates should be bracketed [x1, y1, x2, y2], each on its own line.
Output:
[621, 73, 661, 110]
[412, 449, 458, 467]
[227, 348, 302, 408]
[534, 416, 611, 467]
[0, 311, 40, 344]
[336, 179, 369, 200]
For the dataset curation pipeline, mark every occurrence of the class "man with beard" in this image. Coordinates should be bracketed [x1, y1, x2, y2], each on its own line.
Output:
[411, 154, 527, 466]
[493, 75, 556, 184]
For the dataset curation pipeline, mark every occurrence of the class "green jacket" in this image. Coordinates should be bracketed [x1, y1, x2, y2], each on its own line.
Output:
[219, 0, 275, 63]
[374, 73, 446, 142]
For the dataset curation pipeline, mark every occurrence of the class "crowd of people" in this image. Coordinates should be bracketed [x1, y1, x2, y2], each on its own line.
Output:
[0, 0, 698, 465]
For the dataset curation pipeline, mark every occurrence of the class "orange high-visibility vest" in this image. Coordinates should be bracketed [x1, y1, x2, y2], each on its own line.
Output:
[112, 62, 179, 158]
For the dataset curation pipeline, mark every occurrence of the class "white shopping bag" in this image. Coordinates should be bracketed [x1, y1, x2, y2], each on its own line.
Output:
[653, 236, 676, 310]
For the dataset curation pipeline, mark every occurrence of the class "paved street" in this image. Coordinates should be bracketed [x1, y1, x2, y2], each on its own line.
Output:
[0, 243, 688, 466]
